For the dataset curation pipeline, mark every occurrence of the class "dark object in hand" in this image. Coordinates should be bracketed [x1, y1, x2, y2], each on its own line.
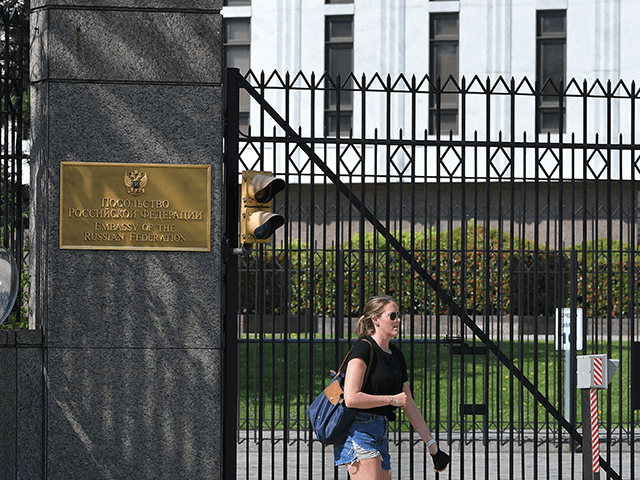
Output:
[431, 449, 450, 471]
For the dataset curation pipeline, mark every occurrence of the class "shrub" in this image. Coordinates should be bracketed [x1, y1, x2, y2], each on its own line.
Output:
[305, 221, 569, 318]
[238, 227, 638, 322]
[572, 239, 640, 318]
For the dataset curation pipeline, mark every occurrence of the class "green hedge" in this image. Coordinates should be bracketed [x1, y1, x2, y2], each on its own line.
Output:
[240, 225, 640, 320]
[573, 239, 640, 318]
[244, 223, 604, 318]
[305, 222, 569, 317]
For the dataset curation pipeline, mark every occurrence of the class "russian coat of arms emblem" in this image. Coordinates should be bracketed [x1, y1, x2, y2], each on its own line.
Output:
[124, 170, 148, 197]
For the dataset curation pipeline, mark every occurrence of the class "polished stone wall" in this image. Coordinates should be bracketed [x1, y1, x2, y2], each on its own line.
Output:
[27, 1, 224, 478]
[0, 330, 44, 479]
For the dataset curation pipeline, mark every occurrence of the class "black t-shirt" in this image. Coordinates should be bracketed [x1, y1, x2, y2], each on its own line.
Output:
[345, 336, 408, 418]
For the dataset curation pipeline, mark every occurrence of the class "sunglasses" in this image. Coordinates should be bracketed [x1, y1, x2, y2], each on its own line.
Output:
[381, 311, 402, 322]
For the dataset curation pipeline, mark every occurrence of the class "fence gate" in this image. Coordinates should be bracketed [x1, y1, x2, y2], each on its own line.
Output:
[0, 5, 27, 329]
[223, 67, 639, 479]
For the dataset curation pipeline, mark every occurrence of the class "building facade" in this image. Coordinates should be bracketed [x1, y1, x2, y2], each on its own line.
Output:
[223, 0, 640, 144]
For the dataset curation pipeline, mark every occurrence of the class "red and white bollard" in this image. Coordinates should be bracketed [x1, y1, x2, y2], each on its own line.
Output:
[589, 388, 600, 476]
[590, 356, 604, 475]
[577, 354, 619, 480]
[581, 387, 600, 480]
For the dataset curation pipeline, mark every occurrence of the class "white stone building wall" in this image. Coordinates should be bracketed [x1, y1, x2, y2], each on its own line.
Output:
[223, 0, 640, 180]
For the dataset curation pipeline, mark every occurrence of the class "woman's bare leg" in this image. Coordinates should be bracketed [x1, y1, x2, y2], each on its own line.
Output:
[347, 457, 385, 480]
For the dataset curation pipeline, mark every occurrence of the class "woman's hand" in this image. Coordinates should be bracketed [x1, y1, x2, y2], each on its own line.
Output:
[431, 447, 450, 472]
[400, 382, 449, 472]
[389, 392, 408, 408]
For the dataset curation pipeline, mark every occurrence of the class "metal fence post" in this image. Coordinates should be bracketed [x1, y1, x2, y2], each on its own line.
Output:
[223, 67, 241, 480]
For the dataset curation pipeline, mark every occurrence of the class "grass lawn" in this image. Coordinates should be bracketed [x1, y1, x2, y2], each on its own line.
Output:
[237, 336, 634, 432]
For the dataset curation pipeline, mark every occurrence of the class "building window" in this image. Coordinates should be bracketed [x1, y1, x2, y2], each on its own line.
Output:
[224, 18, 251, 134]
[325, 16, 354, 137]
[224, 0, 251, 5]
[326, 0, 353, 3]
[536, 10, 566, 134]
[429, 13, 459, 136]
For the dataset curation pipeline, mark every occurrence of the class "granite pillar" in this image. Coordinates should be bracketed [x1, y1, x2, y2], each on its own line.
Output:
[0, 330, 44, 480]
[0, 331, 17, 479]
[29, 1, 224, 478]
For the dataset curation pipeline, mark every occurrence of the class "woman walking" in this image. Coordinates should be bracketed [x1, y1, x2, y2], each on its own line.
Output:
[334, 295, 449, 479]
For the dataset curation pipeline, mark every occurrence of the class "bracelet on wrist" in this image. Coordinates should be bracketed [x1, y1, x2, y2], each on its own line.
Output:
[426, 439, 436, 449]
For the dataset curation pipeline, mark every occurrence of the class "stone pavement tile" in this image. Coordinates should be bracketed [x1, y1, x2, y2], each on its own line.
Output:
[237, 437, 639, 479]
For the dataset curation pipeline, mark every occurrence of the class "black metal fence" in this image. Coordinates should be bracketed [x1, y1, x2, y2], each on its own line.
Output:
[224, 68, 640, 479]
[0, 5, 28, 329]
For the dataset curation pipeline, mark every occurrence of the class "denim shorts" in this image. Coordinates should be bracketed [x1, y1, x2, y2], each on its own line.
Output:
[334, 412, 391, 472]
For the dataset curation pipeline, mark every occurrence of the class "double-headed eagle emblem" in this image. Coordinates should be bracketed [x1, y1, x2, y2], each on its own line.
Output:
[124, 170, 148, 197]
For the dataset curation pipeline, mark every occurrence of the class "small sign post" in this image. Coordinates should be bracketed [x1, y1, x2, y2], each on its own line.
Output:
[556, 308, 583, 427]
[555, 308, 583, 351]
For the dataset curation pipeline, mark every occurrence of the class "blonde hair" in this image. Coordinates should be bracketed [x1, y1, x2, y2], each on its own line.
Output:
[354, 295, 397, 340]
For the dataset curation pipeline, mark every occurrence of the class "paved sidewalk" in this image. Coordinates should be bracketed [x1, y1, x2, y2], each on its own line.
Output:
[237, 432, 639, 479]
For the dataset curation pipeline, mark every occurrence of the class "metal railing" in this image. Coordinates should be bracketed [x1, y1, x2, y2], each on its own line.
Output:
[225, 68, 639, 479]
[0, 5, 28, 329]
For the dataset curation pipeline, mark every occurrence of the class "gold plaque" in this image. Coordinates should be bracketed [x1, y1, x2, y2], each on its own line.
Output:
[60, 162, 211, 251]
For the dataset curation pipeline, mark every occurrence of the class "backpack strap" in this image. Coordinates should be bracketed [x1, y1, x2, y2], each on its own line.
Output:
[361, 338, 375, 387]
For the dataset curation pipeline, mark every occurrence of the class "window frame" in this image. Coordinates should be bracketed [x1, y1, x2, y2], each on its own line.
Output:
[429, 13, 460, 136]
[324, 15, 354, 137]
[223, 17, 251, 134]
[536, 10, 567, 135]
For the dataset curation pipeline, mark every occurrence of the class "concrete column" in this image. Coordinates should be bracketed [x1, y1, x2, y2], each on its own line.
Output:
[29, 1, 224, 478]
